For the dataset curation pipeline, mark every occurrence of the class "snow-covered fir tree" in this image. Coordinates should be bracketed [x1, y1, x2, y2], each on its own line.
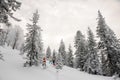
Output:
[58, 39, 66, 65]
[74, 30, 87, 71]
[52, 49, 57, 62]
[36, 25, 43, 64]
[23, 10, 43, 67]
[0, 23, 11, 46]
[36, 25, 43, 56]
[84, 27, 99, 74]
[0, 26, 5, 60]
[66, 44, 73, 67]
[96, 11, 120, 76]
[0, 0, 21, 23]
[3, 23, 12, 45]
[0, 28, 6, 46]
[46, 46, 51, 60]
[56, 53, 63, 69]
[53, 49, 57, 58]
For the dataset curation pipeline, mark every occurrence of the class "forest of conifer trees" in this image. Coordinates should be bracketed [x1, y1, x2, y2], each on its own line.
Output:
[0, 0, 120, 79]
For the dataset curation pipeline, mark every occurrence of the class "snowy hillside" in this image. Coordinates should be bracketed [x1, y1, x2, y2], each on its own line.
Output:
[0, 46, 115, 80]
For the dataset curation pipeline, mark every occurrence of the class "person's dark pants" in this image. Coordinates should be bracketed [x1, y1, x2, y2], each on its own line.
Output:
[53, 60, 55, 65]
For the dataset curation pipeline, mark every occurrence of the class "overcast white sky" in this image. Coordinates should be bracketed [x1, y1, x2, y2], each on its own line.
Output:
[12, 0, 120, 52]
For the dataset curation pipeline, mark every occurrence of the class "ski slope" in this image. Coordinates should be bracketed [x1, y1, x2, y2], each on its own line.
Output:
[0, 46, 116, 80]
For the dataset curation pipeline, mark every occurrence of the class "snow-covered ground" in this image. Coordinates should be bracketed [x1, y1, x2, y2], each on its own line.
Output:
[0, 46, 117, 80]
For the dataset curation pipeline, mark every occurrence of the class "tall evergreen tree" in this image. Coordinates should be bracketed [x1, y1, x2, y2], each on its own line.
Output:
[0, 0, 21, 23]
[3, 23, 12, 45]
[58, 39, 66, 65]
[74, 30, 87, 71]
[56, 53, 63, 69]
[96, 11, 120, 76]
[66, 44, 73, 67]
[0, 27, 6, 60]
[52, 49, 57, 65]
[52, 49, 57, 60]
[0, 28, 6, 46]
[84, 27, 99, 74]
[46, 46, 51, 59]
[23, 10, 43, 66]
[37, 26, 43, 55]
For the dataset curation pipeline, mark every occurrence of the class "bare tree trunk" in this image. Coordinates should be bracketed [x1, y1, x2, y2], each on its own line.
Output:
[12, 38, 17, 49]
[12, 30, 19, 49]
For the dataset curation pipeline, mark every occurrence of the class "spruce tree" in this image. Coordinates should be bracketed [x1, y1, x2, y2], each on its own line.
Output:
[4, 22, 12, 45]
[96, 11, 120, 76]
[84, 27, 99, 74]
[74, 30, 87, 71]
[52, 49, 57, 61]
[56, 53, 63, 69]
[58, 39, 66, 65]
[52, 49, 57, 65]
[46, 46, 51, 60]
[24, 10, 43, 67]
[66, 44, 73, 67]
[0, 28, 6, 46]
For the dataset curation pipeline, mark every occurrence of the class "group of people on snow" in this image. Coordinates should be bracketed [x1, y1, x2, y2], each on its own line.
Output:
[42, 56, 56, 68]
[24, 53, 63, 70]
[41, 55, 63, 69]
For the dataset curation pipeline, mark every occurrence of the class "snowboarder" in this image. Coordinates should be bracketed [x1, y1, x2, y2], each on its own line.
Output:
[42, 57, 46, 68]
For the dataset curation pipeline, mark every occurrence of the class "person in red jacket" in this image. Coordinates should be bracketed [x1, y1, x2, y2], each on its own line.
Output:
[42, 57, 46, 68]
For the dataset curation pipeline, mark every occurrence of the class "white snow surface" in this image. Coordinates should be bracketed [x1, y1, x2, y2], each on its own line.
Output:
[0, 46, 118, 80]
